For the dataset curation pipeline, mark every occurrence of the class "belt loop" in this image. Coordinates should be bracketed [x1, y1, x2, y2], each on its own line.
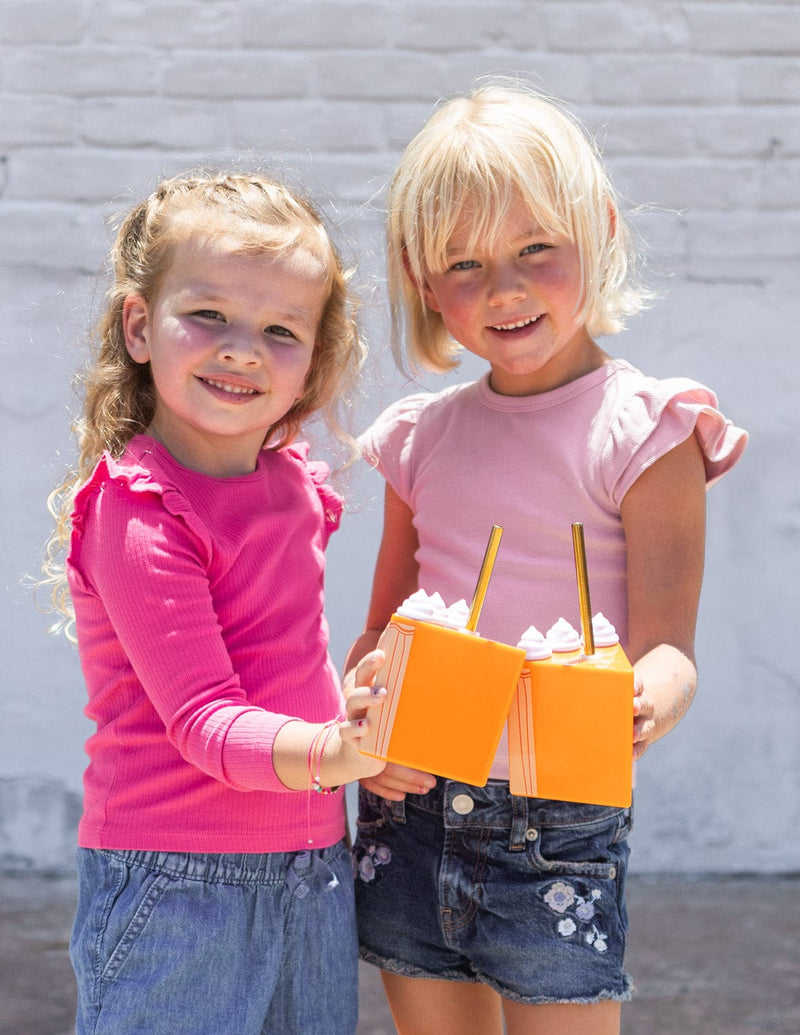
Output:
[508, 790, 530, 851]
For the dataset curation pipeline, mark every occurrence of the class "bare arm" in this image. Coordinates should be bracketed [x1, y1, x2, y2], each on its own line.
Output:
[271, 649, 388, 790]
[344, 485, 421, 671]
[343, 484, 437, 800]
[621, 434, 707, 760]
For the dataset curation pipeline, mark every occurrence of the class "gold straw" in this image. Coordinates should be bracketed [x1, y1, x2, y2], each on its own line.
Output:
[572, 522, 595, 655]
[465, 525, 503, 633]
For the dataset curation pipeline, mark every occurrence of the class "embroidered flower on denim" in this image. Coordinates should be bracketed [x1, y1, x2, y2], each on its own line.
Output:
[355, 843, 392, 882]
[585, 925, 608, 953]
[543, 881, 608, 953]
[544, 880, 575, 914]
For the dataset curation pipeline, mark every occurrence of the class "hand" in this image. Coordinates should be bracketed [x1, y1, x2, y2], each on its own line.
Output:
[320, 649, 389, 786]
[632, 674, 656, 761]
[360, 762, 437, 802]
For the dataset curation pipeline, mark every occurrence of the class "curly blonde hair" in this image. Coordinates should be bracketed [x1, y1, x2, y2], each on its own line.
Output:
[42, 171, 363, 636]
[388, 78, 651, 373]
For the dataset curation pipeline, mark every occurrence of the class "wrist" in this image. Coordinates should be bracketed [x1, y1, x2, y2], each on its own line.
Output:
[307, 716, 345, 795]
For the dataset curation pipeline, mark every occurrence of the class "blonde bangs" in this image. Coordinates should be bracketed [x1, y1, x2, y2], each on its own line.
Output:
[388, 80, 651, 373]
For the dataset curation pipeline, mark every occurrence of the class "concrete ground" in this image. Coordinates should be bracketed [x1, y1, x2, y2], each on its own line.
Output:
[2, 873, 798, 1034]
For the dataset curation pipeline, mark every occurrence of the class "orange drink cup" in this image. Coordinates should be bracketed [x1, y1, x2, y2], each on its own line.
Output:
[508, 617, 633, 807]
[359, 610, 526, 786]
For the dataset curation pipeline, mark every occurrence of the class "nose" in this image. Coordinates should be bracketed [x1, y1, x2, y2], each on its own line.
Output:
[487, 263, 526, 306]
[219, 326, 262, 364]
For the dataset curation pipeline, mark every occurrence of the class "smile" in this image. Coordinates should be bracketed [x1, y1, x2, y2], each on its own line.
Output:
[491, 315, 543, 331]
[200, 378, 260, 396]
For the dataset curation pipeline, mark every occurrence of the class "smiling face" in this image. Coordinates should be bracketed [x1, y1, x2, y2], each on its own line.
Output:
[122, 233, 328, 476]
[416, 194, 608, 397]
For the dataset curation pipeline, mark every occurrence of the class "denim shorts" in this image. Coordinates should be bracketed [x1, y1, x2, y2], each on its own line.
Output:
[353, 780, 633, 1005]
[70, 842, 358, 1034]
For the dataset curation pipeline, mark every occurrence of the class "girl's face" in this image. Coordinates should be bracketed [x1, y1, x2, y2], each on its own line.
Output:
[123, 234, 327, 476]
[418, 195, 606, 396]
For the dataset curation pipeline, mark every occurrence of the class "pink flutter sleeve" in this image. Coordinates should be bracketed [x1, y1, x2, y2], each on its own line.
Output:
[359, 393, 434, 503]
[604, 378, 748, 505]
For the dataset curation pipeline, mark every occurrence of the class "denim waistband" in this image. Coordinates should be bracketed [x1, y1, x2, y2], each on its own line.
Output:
[383, 780, 628, 851]
[99, 843, 344, 886]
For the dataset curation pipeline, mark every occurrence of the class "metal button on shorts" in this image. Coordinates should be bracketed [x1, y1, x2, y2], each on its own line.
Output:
[451, 793, 474, 815]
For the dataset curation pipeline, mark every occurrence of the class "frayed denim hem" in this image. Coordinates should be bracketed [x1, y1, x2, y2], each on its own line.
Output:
[359, 945, 635, 1006]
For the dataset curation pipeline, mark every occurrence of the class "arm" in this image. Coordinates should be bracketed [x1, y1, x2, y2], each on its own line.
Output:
[76, 482, 387, 792]
[343, 484, 437, 800]
[344, 483, 421, 675]
[620, 434, 707, 760]
[271, 650, 388, 790]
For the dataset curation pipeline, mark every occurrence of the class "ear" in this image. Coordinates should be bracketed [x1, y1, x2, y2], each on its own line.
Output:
[402, 248, 441, 314]
[606, 198, 618, 241]
[122, 294, 152, 364]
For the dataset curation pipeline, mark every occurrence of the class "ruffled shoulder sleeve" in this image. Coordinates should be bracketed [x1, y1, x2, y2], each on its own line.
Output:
[602, 368, 749, 505]
[72, 447, 212, 544]
[359, 393, 436, 502]
[282, 441, 344, 538]
[69, 446, 213, 589]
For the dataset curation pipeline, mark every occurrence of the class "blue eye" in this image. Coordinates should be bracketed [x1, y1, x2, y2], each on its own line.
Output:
[449, 259, 479, 271]
[522, 243, 548, 255]
[266, 325, 296, 339]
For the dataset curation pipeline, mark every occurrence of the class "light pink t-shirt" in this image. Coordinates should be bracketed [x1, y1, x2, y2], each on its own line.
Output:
[361, 361, 748, 778]
[67, 436, 346, 853]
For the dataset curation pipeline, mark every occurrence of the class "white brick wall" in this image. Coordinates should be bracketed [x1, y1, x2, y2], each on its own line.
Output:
[1, 0, 797, 873]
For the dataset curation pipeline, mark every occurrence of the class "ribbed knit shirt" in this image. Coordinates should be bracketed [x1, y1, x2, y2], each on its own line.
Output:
[67, 436, 346, 853]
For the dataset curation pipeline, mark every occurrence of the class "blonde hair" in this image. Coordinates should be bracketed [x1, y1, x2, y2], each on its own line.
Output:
[388, 79, 649, 373]
[42, 171, 363, 635]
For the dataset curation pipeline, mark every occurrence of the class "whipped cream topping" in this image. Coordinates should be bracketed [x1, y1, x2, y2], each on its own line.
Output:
[443, 598, 470, 629]
[396, 589, 442, 620]
[516, 625, 552, 660]
[396, 589, 470, 630]
[546, 618, 582, 653]
[591, 612, 619, 648]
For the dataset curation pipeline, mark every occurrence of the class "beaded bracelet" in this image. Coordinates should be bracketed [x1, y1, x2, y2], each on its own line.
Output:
[308, 717, 344, 795]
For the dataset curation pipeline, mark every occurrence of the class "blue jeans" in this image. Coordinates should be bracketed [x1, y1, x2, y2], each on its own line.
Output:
[70, 842, 358, 1034]
[354, 780, 633, 1004]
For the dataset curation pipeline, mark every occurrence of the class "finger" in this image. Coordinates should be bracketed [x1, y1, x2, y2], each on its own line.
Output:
[353, 648, 386, 687]
[385, 762, 436, 784]
[360, 776, 407, 801]
[338, 716, 374, 744]
[374, 766, 435, 795]
[345, 685, 387, 721]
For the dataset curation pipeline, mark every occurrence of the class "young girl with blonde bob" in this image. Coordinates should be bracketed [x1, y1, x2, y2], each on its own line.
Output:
[347, 81, 747, 1035]
[44, 171, 387, 1035]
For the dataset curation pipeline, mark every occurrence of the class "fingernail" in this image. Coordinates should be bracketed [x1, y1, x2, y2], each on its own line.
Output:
[371, 685, 384, 697]
[358, 719, 366, 728]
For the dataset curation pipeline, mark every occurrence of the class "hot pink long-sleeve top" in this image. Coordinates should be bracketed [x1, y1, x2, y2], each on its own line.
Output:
[67, 436, 346, 853]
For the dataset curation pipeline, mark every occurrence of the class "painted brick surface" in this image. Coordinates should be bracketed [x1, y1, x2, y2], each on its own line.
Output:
[1, 0, 797, 873]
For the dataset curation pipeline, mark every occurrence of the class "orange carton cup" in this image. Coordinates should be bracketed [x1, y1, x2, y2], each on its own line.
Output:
[360, 615, 526, 786]
[508, 642, 633, 807]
